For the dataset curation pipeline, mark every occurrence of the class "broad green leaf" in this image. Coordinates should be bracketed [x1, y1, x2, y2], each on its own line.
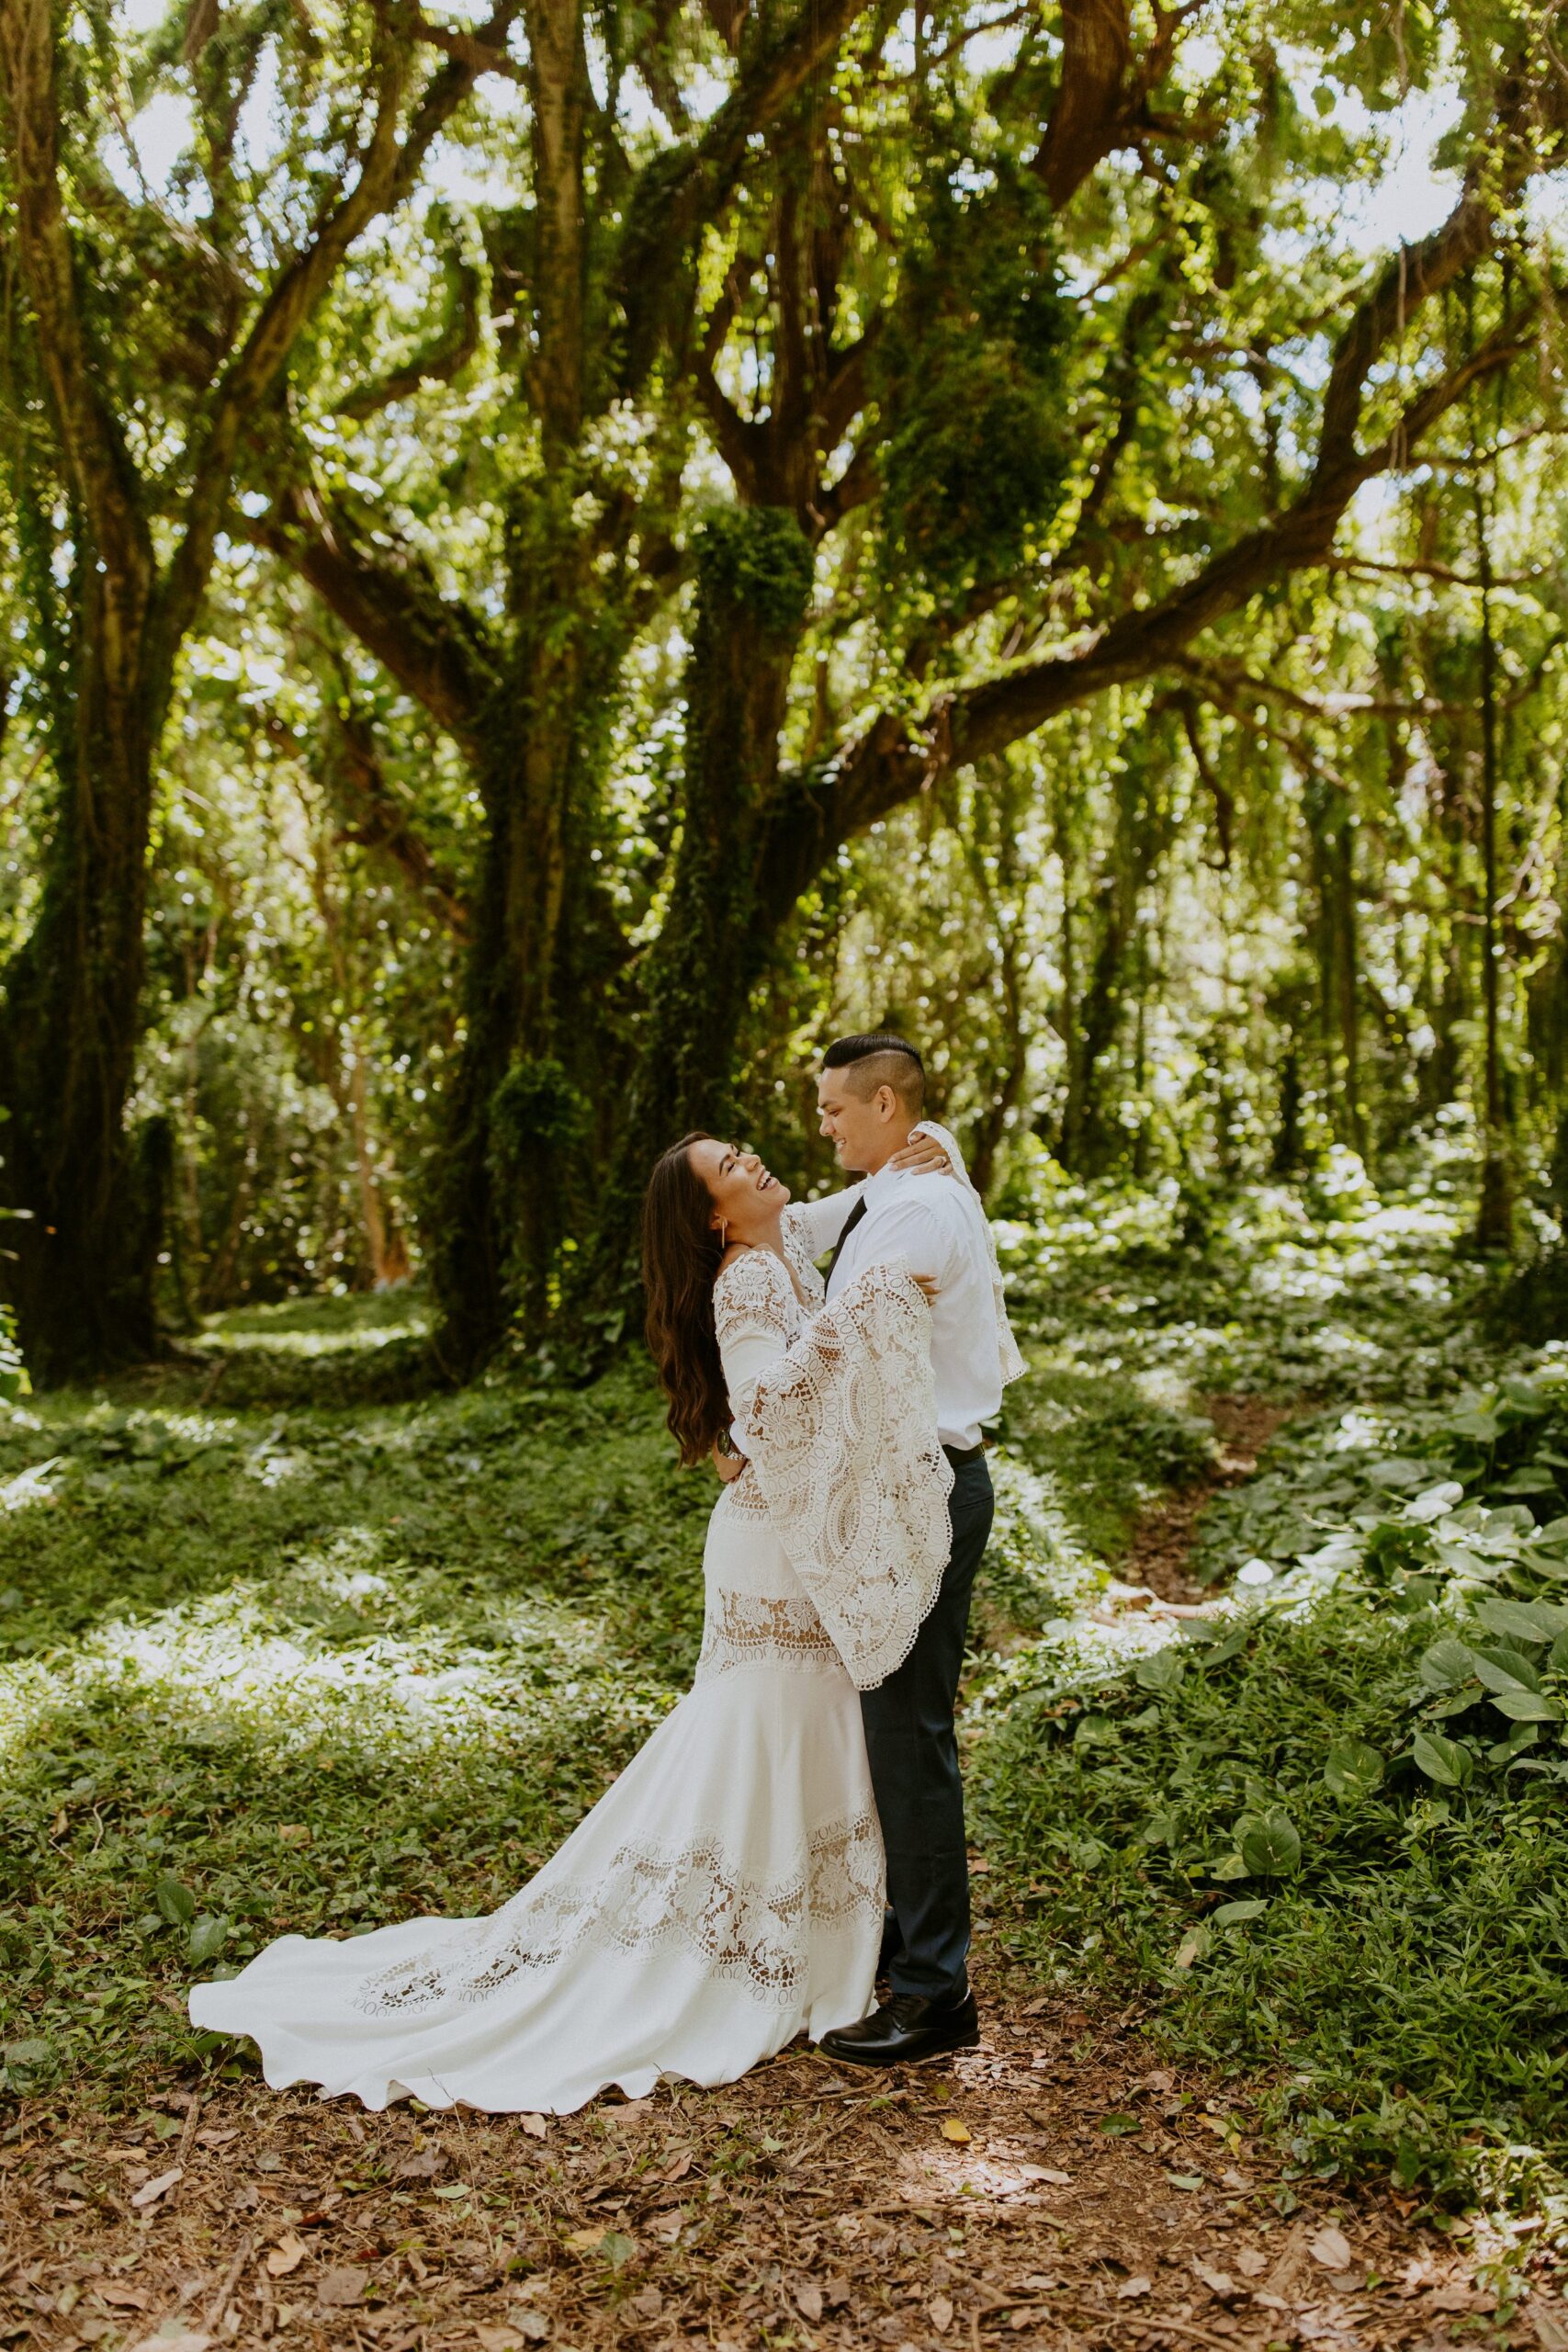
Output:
[601, 2232, 637, 2270]
[1213, 1898, 1268, 1925]
[1550, 1630, 1568, 1674]
[154, 1873, 197, 1928]
[1366, 1458, 1427, 1488]
[1134, 1648, 1185, 1693]
[3, 2038, 51, 2069]
[1412, 1730, 1473, 1786]
[1237, 1809, 1301, 1876]
[1324, 1738, 1384, 1798]
[1476, 1598, 1568, 1643]
[187, 1914, 229, 1964]
[1489, 1689, 1562, 1723]
[1471, 1650, 1540, 1696]
[1208, 1853, 1248, 1881]
[1417, 1638, 1477, 1690]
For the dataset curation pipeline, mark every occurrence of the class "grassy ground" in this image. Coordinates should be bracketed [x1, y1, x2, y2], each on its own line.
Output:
[9, 1183, 1568, 2348]
[5, 1170, 1568, 2234]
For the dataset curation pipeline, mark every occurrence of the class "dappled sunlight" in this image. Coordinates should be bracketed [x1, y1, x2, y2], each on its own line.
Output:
[0, 1562, 669, 1784]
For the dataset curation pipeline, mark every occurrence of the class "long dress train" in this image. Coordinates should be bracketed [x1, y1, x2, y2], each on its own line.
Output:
[187, 1208, 951, 2113]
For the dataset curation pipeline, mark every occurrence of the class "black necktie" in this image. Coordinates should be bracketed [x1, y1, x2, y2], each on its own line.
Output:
[824, 1194, 868, 1295]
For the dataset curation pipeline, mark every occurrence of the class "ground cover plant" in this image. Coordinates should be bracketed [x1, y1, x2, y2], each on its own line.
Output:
[8, 1179, 1568, 2342]
[974, 1173, 1568, 2205]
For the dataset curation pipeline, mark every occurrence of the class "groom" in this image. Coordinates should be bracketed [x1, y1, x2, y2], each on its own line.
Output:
[811, 1032, 1008, 2066]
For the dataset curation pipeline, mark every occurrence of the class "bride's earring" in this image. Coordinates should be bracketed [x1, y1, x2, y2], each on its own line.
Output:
[716, 1216, 728, 1247]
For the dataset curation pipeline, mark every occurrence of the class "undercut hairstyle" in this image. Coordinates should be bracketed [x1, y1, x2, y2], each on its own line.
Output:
[821, 1031, 926, 1116]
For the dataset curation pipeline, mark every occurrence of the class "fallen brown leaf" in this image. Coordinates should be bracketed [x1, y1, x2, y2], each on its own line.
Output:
[1234, 2247, 1268, 2279]
[795, 2282, 823, 2321]
[930, 2291, 953, 2333]
[1117, 2275, 1153, 2299]
[316, 2264, 367, 2307]
[265, 2233, 308, 2278]
[939, 2119, 971, 2143]
[130, 2165, 182, 2210]
[1310, 2225, 1353, 2270]
[520, 2113, 548, 2140]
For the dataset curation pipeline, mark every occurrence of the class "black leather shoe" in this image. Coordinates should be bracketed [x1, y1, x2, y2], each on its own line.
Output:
[818, 1985, 979, 2068]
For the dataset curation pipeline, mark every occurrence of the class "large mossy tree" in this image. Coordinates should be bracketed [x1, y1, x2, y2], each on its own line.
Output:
[2, 0, 1565, 1378]
[0, 0, 505, 1379]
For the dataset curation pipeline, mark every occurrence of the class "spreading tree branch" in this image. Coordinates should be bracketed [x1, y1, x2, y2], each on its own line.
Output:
[251, 484, 499, 761]
[613, 0, 868, 390]
[753, 55, 1566, 930]
[157, 7, 520, 674]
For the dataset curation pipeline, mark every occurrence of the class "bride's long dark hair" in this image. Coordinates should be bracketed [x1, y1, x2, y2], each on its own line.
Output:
[643, 1132, 728, 1466]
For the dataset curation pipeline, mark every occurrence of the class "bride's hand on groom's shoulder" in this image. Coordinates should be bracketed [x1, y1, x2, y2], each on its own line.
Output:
[888, 1132, 953, 1177]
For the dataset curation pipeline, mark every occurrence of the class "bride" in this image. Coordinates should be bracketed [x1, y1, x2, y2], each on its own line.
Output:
[187, 1131, 956, 2112]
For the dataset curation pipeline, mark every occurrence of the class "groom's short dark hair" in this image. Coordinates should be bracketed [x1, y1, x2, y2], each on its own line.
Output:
[822, 1031, 925, 1114]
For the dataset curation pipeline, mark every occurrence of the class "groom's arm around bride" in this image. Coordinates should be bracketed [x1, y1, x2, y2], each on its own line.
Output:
[809, 1032, 1022, 2067]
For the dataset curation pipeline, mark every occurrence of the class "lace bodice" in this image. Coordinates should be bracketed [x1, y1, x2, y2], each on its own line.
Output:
[710, 1244, 952, 1690]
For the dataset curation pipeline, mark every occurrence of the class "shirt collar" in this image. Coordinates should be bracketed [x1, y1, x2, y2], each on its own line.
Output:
[860, 1159, 905, 1204]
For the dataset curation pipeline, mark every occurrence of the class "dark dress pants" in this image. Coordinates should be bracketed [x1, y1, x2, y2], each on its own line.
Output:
[860, 1449, 994, 2003]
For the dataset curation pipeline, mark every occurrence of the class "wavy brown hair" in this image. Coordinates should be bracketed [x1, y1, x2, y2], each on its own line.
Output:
[642, 1132, 728, 1465]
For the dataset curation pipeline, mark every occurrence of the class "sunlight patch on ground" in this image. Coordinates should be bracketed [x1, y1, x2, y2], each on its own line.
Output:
[0, 1576, 670, 1777]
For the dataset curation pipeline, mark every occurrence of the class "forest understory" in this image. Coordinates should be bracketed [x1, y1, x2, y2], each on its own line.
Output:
[6, 1176, 1568, 2347]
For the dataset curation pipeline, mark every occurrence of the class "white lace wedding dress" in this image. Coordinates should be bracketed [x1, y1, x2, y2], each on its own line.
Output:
[188, 1201, 952, 2114]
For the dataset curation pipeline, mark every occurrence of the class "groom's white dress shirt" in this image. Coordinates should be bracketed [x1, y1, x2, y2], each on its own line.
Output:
[788, 1159, 1003, 1451]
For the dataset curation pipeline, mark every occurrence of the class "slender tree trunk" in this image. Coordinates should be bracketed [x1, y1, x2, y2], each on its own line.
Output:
[1058, 754, 1165, 1177]
[1473, 469, 1512, 1251]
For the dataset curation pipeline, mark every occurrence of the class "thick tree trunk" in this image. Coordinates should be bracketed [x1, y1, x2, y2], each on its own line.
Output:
[574, 508, 813, 1329]
[429, 488, 635, 1374]
[0, 659, 165, 1381]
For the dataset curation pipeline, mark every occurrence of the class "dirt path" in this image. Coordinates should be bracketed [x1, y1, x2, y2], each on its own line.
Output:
[3, 1402, 1561, 2352]
[1121, 1398, 1296, 1611]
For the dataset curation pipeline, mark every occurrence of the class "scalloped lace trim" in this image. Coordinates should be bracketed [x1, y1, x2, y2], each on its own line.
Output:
[350, 1813, 883, 2017]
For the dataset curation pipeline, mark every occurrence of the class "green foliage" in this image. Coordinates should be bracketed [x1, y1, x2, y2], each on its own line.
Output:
[0, 1324, 712, 2100]
[876, 156, 1071, 600]
[488, 1056, 589, 1166]
[693, 508, 814, 639]
[976, 1573, 1568, 2192]
[973, 1204, 1568, 2191]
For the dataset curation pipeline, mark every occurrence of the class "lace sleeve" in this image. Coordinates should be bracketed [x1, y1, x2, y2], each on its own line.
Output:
[738, 1257, 953, 1691]
[714, 1250, 801, 1431]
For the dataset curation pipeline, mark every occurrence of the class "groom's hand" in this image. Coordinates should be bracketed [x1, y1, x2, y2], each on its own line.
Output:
[888, 1134, 952, 1176]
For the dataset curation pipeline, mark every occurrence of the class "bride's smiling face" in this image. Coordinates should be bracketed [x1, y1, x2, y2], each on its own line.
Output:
[689, 1139, 792, 1243]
